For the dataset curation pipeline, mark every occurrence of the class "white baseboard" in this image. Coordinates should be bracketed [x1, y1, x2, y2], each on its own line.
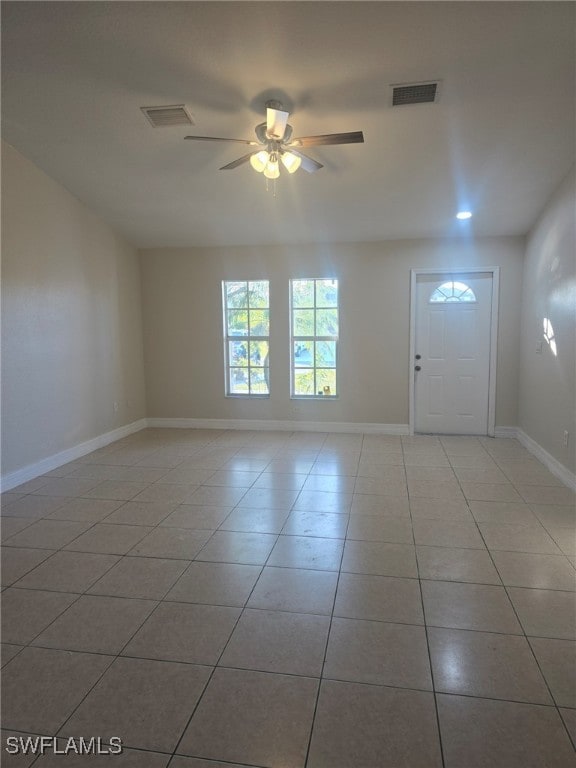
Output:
[494, 426, 519, 439]
[146, 417, 410, 436]
[4, 417, 574, 493]
[516, 429, 576, 492]
[492, 426, 575, 489]
[1, 419, 148, 492]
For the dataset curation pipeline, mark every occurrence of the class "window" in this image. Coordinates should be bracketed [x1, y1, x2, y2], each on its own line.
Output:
[290, 278, 338, 397]
[430, 281, 477, 303]
[223, 280, 269, 396]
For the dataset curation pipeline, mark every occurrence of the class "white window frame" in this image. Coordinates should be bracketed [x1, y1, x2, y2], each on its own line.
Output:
[222, 280, 270, 398]
[290, 278, 339, 399]
[430, 280, 478, 303]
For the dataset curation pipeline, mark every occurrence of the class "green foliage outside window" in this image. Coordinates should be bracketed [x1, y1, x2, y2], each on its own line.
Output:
[291, 279, 339, 397]
[223, 281, 270, 395]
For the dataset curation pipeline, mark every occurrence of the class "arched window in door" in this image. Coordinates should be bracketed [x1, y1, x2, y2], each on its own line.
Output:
[430, 281, 477, 303]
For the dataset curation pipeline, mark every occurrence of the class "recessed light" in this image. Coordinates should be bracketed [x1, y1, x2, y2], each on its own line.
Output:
[456, 211, 473, 220]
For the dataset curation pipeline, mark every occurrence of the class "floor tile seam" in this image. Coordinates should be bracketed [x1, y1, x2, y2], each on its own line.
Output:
[1, 496, 71, 516]
[406, 464, 447, 768]
[164, 554, 265, 612]
[448, 467, 555, 601]
[501, 470, 566, 487]
[230, 599, 339, 618]
[478, 504, 563, 538]
[1, 551, 57, 587]
[28, 486, 154, 502]
[431, 689, 562, 709]
[103, 517, 214, 531]
[9, 587, 573, 641]
[2, 511, 142, 550]
[0, 643, 26, 669]
[416, 540, 571, 556]
[26, 590, 162, 659]
[83, 551, 195, 567]
[17, 643, 133, 662]
[118, 523, 210, 560]
[4, 586, 87, 648]
[191, 542, 329, 567]
[148, 465, 220, 484]
[9, 547, 123, 594]
[476, 530, 572, 730]
[339, 560, 418, 577]
[461, 580, 576, 593]
[211, 659, 328, 681]
[419, 599, 529, 634]
[528, 502, 576, 520]
[84, 565, 191, 601]
[189, 526, 281, 566]
[109, 650, 217, 671]
[279, 528, 350, 541]
[15, 642, 118, 744]
[316, 674, 562, 708]
[169, 535, 276, 761]
[532, 522, 576, 543]
[303, 440, 351, 768]
[54, 587, 161, 606]
[524, 637, 576, 712]
[477, 531, 575, 594]
[27, 475, 109, 495]
[518, 493, 576, 508]
[345, 531, 416, 543]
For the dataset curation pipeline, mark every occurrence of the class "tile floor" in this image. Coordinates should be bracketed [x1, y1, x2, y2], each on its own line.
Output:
[1, 428, 576, 767]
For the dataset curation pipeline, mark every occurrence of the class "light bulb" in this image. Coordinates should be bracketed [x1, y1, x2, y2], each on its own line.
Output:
[281, 151, 302, 174]
[263, 152, 280, 180]
[250, 151, 268, 173]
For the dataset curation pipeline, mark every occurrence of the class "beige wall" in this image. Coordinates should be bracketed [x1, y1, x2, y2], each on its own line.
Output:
[519, 166, 576, 473]
[140, 237, 524, 428]
[1, 142, 147, 477]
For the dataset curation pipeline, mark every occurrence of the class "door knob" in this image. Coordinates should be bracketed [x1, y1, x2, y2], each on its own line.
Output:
[415, 354, 421, 360]
[415, 365, 421, 372]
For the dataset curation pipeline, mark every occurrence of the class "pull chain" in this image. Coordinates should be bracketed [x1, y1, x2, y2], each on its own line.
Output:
[264, 178, 277, 197]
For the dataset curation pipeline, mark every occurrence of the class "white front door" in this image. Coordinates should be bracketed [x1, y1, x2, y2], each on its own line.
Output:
[414, 273, 493, 435]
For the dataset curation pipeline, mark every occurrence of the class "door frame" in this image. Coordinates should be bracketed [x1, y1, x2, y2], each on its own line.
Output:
[408, 267, 500, 437]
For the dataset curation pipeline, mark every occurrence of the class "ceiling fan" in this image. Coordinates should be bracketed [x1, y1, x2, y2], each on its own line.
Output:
[184, 100, 364, 180]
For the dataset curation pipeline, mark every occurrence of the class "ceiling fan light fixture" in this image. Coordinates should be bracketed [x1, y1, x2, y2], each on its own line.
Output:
[281, 151, 302, 174]
[263, 152, 280, 180]
[184, 99, 364, 185]
[250, 150, 269, 173]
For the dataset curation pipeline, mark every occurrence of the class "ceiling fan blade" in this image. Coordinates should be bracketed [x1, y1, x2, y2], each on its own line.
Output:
[219, 152, 258, 171]
[266, 107, 290, 140]
[185, 135, 258, 145]
[288, 149, 323, 173]
[290, 131, 364, 147]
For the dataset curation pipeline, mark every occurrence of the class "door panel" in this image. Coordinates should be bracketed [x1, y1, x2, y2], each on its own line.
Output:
[428, 375, 444, 415]
[428, 312, 445, 359]
[414, 273, 492, 435]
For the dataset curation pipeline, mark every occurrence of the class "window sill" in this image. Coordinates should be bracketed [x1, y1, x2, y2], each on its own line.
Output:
[290, 395, 339, 401]
[225, 394, 270, 399]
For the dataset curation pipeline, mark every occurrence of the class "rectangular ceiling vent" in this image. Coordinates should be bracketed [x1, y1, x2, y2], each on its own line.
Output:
[391, 81, 440, 107]
[141, 105, 195, 127]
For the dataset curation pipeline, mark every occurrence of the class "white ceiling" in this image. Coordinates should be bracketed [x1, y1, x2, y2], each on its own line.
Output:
[2, 1, 574, 248]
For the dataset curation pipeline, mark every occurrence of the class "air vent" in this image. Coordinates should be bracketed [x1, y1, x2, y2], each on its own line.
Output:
[141, 105, 195, 127]
[391, 81, 440, 106]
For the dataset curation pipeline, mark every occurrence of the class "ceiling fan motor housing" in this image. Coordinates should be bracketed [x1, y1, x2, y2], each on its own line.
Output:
[255, 122, 293, 145]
